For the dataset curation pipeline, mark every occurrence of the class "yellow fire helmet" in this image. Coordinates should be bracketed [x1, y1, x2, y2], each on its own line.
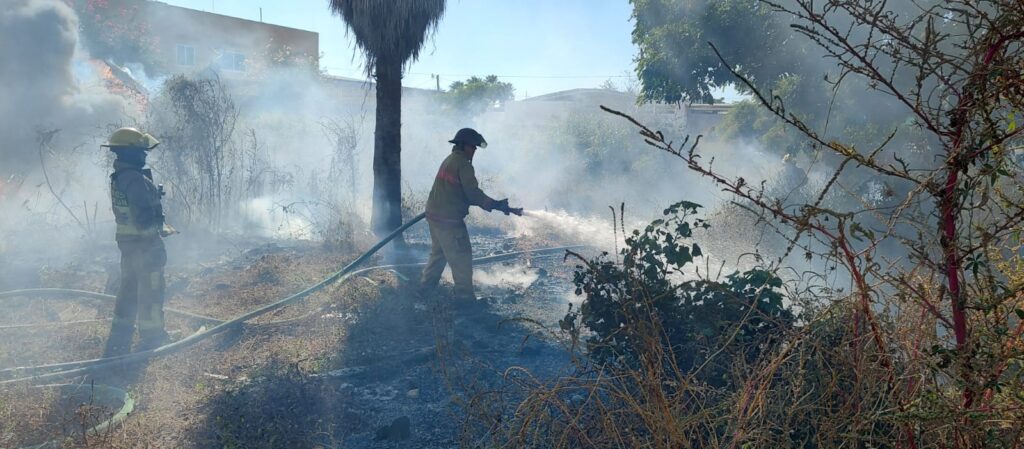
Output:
[102, 127, 160, 150]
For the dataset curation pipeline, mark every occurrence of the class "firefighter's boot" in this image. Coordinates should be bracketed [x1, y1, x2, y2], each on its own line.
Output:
[102, 319, 134, 358]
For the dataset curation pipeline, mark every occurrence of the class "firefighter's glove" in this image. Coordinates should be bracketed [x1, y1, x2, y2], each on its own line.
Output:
[493, 199, 523, 216]
[493, 198, 510, 215]
[160, 222, 178, 237]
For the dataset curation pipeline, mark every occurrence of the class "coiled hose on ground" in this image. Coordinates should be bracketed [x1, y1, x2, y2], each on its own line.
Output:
[1, 212, 580, 446]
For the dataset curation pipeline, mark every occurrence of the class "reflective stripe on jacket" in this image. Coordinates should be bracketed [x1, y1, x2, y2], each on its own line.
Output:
[425, 149, 495, 223]
[110, 163, 163, 241]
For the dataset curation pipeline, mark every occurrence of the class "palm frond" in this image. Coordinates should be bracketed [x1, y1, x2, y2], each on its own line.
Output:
[328, 0, 446, 75]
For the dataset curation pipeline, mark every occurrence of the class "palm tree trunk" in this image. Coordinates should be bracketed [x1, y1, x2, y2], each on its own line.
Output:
[371, 56, 405, 245]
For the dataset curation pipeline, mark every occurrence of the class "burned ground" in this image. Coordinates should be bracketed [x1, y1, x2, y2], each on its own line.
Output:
[0, 230, 582, 448]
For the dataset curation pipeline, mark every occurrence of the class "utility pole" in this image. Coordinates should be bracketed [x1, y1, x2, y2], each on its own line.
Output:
[432, 74, 440, 91]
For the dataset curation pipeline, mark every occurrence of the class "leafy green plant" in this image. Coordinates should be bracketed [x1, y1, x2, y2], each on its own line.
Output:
[568, 200, 793, 386]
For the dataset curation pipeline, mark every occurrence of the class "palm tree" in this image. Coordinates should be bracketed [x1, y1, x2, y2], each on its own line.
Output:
[328, 0, 446, 243]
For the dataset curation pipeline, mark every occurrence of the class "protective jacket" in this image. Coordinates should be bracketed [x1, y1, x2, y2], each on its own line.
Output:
[110, 160, 164, 241]
[424, 148, 495, 224]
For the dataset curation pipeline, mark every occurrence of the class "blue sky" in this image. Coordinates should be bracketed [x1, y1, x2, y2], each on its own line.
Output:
[160, 0, 639, 98]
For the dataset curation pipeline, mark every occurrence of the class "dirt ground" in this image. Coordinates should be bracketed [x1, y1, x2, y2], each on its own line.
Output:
[0, 229, 585, 448]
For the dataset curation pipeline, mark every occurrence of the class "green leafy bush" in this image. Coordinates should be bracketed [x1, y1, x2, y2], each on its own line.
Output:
[569, 200, 793, 386]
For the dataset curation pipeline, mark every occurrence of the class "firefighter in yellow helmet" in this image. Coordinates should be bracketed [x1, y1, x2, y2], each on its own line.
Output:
[419, 128, 521, 302]
[102, 127, 175, 357]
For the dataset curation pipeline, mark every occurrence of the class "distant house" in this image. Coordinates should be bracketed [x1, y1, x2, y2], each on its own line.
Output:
[318, 74, 444, 117]
[95, 1, 442, 116]
[520, 88, 640, 109]
[141, 1, 319, 79]
[494, 88, 731, 136]
[685, 103, 733, 135]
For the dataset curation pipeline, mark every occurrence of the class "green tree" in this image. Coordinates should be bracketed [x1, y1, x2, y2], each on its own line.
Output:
[630, 0, 806, 105]
[443, 75, 514, 117]
[629, 0, 932, 141]
[630, 0, 945, 205]
[328, 0, 446, 241]
[631, 0, 844, 161]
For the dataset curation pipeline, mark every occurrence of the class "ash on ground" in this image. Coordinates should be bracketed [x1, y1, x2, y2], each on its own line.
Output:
[1, 231, 593, 448]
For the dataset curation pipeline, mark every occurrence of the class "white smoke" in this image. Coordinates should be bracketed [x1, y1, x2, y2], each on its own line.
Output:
[238, 196, 316, 241]
[0, 0, 128, 172]
[0, 0, 135, 259]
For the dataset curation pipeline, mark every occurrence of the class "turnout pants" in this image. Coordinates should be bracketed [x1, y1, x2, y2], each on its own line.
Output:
[103, 237, 168, 357]
[419, 219, 475, 299]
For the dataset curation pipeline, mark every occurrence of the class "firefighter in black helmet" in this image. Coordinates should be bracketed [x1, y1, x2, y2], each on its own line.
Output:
[102, 127, 175, 357]
[419, 128, 521, 301]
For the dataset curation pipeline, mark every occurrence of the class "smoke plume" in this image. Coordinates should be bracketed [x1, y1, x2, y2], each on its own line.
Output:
[0, 0, 126, 173]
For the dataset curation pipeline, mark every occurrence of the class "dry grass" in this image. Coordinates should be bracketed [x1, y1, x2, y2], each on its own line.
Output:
[0, 383, 126, 448]
[472, 276, 1024, 449]
[0, 241, 392, 448]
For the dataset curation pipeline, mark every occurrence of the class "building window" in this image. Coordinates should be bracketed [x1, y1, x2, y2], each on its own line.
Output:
[217, 51, 246, 72]
[176, 45, 195, 66]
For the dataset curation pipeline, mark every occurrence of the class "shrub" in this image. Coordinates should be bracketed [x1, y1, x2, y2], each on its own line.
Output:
[568, 200, 793, 386]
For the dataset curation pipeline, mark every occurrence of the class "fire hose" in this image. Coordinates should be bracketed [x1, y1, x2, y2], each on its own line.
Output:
[0, 211, 580, 446]
[0, 289, 223, 330]
[17, 383, 135, 449]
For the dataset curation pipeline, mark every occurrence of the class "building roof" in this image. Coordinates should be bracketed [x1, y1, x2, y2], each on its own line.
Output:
[521, 88, 636, 103]
[322, 74, 374, 86]
[689, 104, 732, 113]
[516, 88, 732, 114]
[320, 74, 442, 96]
